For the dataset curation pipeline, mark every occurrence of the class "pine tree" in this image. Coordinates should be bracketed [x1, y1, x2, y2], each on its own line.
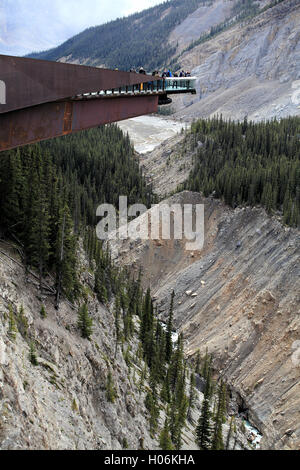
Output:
[211, 381, 227, 450]
[170, 376, 188, 450]
[168, 333, 184, 393]
[139, 364, 147, 393]
[161, 372, 171, 403]
[40, 304, 47, 319]
[29, 341, 38, 366]
[17, 304, 29, 338]
[7, 305, 18, 341]
[55, 205, 79, 308]
[165, 290, 175, 362]
[106, 370, 117, 403]
[196, 364, 212, 450]
[114, 295, 121, 358]
[94, 264, 108, 304]
[159, 418, 174, 450]
[145, 389, 159, 435]
[140, 288, 154, 366]
[167, 334, 188, 449]
[77, 303, 93, 340]
[187, 372, 196, 422]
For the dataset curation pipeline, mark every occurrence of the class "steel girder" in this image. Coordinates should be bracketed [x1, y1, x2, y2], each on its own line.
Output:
[0, 55, 159, 151]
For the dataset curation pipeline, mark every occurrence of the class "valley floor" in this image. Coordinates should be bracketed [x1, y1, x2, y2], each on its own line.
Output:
[118, 115, 187, 154]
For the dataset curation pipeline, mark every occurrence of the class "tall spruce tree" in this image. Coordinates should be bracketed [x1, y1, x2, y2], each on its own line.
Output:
[187, 372, 196, 422]
[7, 305, 18, 341]
[140, 288, 154, 366]
[196, 362, 213, 450]
[166, 290, 175, 362]
[55, 205, 78, 308]
[211, 381, 227, 450]
[114, 295, 121, 358]
[159, 418, 174, 450]
[77, 303, 93, 340]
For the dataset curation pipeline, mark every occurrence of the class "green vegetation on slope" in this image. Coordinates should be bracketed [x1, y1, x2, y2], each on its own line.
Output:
[29, 0, 206, 71]
[39, 125, 155, 226]
[0, 132, 203, 448]
[180, 116, 300, 227]
[0, 125, 154, 304]
[81, 226, 211, 449]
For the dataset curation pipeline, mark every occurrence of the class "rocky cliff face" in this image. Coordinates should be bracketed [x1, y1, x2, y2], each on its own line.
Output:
[171, 0, 300, 121]
[169, 0, 235, 53]
[2, 240, 258, 450]
[109, 189, 300, 450]
[0, 243, 158, 450]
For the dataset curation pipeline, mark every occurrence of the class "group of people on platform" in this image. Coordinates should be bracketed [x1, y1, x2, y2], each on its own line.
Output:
[129, 66, 191, 77]
[161, 69, 191, 78]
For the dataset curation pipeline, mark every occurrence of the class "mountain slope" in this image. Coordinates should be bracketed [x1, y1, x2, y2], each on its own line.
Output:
[0, 243, 157, 450]
[172, 0, 300, 120]
[29, 0, 205, 70]
[108, 116, 300, 450]
[169, 0, 236, 53]
[109, 190, 300, 450]
[28, 0, 299, 121]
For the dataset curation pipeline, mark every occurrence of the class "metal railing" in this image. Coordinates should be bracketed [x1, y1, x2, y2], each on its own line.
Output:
[75, 77, 196, 100]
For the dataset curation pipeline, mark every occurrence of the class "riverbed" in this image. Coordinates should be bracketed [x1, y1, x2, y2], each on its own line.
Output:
[118, 115, 189, 153]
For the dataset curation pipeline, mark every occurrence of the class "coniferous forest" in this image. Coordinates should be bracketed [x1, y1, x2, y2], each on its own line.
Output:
[0, 116, 298, 449]
[182, 116, 300, 227]
[0, 125, 154, 306]
[30, 0, 285, 74]
[30, 0, 205, 71]
[0, 122, 233, 449]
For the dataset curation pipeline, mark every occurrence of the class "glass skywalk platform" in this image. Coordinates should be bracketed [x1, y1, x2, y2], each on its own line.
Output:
[75, 77, 197, 102]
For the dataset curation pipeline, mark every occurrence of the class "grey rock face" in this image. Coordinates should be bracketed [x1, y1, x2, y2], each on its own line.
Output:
[0, 247, 157, 450]
[173, 0, 300, 121]
[110, 191, 300, 450]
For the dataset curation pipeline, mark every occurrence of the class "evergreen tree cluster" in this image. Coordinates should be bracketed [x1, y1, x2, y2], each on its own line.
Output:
[77, 303, 93, 339]
[183, 116, 300, 227]
[39, 125, 154, 227]
[0, 143, 80, 304]
[138, 293, 232, 451]
[195, 352, 229, 450]
[138, 290, 189, 449]
[0, 125, 154, 306]
[83, 225, 144, 345]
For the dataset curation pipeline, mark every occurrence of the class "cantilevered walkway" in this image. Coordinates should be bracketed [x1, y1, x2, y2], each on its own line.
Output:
[0, 54, 196, 151]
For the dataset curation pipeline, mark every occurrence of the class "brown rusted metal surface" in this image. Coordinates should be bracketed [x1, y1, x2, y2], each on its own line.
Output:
[0, 55, 162, 151]
[71, 95, 158, 132]
[62, 102, 73, 135]
[0, 94, 158, 152]
[0, 54, 155, 114]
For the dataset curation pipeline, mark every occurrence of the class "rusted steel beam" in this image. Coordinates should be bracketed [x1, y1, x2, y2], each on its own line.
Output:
[0, 54, 155, 115]
[0, 94, 159, 152]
